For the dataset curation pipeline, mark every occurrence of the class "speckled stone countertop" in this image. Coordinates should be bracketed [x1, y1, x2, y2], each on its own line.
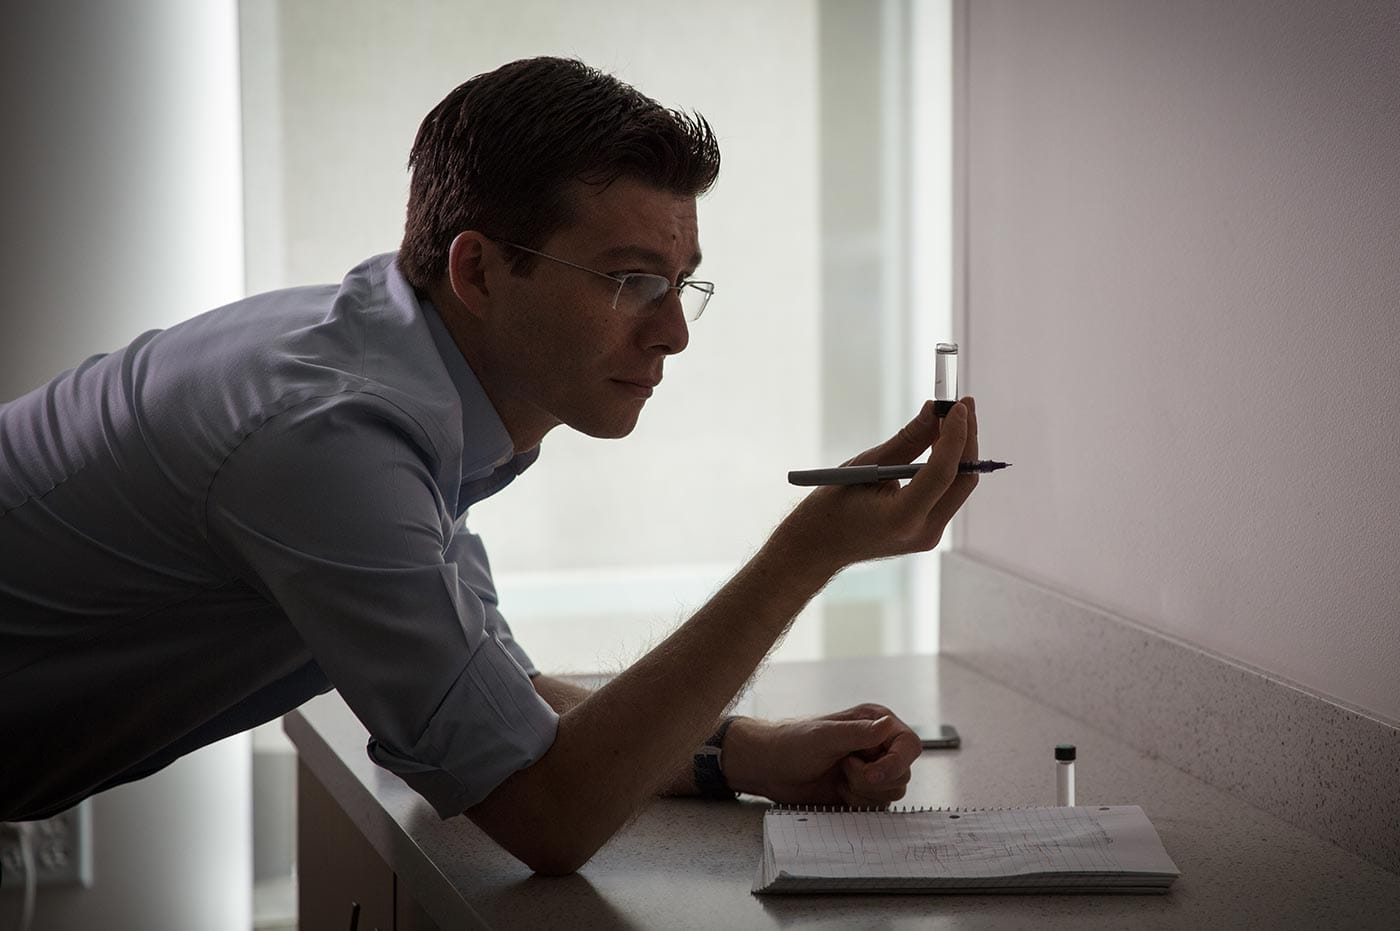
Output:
[941, 551, 1400, 876]
[285, 655, 1400, 930]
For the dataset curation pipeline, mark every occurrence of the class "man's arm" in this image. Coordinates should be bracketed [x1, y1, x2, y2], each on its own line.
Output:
[530, 673, 593, 714]
[467, 400, 978, 875]
[532, 673, 729, 797]
[533, 675, 924, 803]
[474, 540, 837, 874]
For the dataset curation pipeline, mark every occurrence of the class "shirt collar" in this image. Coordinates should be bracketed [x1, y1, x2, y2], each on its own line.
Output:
[387, 256, 539, 486]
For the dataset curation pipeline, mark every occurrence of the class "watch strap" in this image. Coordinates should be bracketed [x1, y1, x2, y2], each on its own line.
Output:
[693, 715, 740, 799]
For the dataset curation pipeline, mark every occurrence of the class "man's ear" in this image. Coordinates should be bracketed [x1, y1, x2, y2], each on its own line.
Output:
[446, 230, 496, 318]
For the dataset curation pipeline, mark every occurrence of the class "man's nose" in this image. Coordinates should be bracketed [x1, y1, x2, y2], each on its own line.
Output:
[645, 291, 690, 355]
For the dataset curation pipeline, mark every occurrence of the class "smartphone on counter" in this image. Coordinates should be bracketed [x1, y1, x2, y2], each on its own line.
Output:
[916, 724, 961, 750]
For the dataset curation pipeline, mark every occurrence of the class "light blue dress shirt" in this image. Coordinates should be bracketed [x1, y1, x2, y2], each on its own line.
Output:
[0, 253, 559, 821]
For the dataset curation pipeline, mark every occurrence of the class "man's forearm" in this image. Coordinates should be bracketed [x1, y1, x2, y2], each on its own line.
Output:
[531, 673, 593, 715]
[531, 672, 751, 797]
[470, 530, 839, 873]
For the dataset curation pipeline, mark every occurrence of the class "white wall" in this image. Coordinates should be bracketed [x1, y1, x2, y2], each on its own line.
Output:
[956, 0, 1400, 721]
[0, 2, 251, 929]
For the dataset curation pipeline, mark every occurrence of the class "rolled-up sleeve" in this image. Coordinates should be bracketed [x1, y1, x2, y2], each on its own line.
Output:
[446, 525, 539, 677]
[205, 392, 558, 816]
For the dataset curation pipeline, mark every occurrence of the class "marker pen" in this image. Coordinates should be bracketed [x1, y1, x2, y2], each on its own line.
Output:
[788, 460, 1011, 486]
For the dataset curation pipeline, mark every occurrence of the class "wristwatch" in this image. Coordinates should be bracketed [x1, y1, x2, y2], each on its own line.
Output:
[693, 715, 740, 799]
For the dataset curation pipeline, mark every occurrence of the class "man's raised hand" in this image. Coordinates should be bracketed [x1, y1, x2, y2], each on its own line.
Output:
[776, 397, 981, 574]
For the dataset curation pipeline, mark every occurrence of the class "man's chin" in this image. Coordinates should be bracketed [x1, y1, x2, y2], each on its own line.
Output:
[569, 408, 643, 440]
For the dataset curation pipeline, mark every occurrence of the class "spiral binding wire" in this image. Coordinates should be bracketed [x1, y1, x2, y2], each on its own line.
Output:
[771, 804, 1029, 814]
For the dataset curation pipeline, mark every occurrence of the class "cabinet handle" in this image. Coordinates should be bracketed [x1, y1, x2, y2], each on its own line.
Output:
[348, 901, 361, 931]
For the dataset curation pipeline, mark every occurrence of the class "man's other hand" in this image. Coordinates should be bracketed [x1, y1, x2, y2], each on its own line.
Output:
[722, 705, 921, 807]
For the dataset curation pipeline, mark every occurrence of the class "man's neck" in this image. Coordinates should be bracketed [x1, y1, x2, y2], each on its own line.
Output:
[425, 283, 554, 453]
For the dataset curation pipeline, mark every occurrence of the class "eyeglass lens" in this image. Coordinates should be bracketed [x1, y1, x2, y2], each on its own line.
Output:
[618, 276, 712, 321]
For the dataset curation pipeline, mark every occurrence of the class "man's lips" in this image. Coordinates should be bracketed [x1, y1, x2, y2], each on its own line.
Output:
[612, 377, 659, 398]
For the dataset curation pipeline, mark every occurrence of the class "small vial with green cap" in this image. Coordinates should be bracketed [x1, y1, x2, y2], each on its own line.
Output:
[1055, 744, 1076, 806]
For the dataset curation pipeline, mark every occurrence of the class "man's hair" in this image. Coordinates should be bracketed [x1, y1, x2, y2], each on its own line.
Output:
[398, 56, 721, 290]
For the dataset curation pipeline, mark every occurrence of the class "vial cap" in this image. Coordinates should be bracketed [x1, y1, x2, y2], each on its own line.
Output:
[1055, 744, 1077, 761]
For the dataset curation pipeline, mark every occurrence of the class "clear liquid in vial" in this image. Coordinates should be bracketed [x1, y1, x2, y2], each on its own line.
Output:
[934, 342, 959, 416]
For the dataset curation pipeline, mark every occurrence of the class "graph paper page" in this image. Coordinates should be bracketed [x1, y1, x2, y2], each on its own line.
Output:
[766, 806, 1174, 881]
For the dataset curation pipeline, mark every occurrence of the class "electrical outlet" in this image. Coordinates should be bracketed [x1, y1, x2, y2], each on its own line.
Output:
[1, 801, 93, 889]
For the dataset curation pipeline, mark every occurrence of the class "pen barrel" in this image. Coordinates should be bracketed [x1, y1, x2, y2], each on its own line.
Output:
[787, 465, 884, 486]
[788, 461, 1008, 485]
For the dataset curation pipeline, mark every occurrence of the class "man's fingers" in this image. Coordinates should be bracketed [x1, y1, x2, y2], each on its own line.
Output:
[844, 401, 939, 467]
[821, 713, 900, 755]
[835, 782, 869, 810]
[842, 754, 913, 790]
[819, 707, 920, 754]
[916, 396, 980, 532]
[902, 401, 969, 500]
[960, 395, 978, 462]
[842, 755, 912, 803]
[821, 703, 896, 724]
[829, 714, 922, 797]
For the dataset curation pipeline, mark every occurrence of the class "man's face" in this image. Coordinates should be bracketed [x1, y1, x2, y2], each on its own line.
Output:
[486, 177, 700, 442]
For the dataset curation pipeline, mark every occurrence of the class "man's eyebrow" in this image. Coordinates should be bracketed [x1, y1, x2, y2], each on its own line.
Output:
[595, 244, 704, 272]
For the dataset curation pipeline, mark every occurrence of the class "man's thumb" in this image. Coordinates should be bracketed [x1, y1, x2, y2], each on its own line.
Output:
[852, 715, 894, 749]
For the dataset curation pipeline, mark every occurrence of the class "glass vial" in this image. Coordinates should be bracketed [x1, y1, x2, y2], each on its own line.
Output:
[934, 342, 959, 416]
[1055, 744, 1076, 806]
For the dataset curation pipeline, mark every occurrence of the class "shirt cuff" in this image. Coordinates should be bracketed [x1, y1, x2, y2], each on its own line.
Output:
[365, 635, 559, 817]
[496, 629, 539, 677]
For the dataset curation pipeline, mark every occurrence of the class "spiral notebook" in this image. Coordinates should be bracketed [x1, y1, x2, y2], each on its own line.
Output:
[753, 805, 1180, 895]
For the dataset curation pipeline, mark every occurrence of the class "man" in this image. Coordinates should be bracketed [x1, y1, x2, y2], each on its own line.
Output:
[0, 57, 979, 874]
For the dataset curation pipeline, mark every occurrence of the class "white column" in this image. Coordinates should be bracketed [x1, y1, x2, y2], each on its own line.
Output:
[0, 2, 250, 929]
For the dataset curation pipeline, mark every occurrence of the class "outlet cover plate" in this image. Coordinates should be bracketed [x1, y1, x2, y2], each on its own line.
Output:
[1, 801, 93, 889]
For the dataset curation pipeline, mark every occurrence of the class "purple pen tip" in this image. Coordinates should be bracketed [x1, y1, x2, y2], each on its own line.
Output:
[959, 460, 1011, 473]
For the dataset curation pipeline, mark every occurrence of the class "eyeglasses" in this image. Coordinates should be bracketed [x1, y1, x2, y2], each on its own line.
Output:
[495, 239, 714, 322]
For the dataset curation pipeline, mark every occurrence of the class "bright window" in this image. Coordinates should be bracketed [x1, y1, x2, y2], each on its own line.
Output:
[241, 0, 952, 676]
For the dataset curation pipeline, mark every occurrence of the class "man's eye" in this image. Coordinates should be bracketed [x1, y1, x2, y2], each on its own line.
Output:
[619, 275, 670, 302]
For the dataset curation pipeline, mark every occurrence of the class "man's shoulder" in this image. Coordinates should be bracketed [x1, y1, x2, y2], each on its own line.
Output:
[169, 253, 423, 384]
[221, 252, 401, 333]
[140, 253, 456, 463]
